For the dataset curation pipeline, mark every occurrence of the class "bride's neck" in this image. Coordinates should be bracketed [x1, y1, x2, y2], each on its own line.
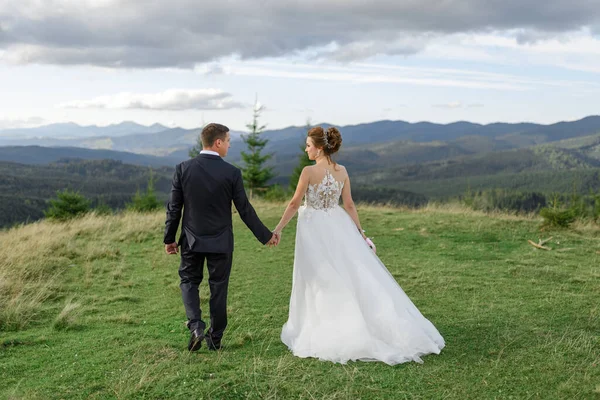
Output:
[315, 157, 329, 165]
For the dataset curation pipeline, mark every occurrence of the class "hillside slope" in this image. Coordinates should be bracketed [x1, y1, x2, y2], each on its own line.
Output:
[0, 159, 173, 227]
[1, 205, 598, 398]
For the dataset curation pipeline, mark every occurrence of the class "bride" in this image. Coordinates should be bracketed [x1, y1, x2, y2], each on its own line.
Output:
[273, 126, 445, 365]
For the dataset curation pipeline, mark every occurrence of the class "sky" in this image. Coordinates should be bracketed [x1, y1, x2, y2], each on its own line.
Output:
[0, 0, 599, 131]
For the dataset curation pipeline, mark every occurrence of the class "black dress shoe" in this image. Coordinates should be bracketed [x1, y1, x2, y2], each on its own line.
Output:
[205, 335, 222, 351]
[188, 329, 204, 352]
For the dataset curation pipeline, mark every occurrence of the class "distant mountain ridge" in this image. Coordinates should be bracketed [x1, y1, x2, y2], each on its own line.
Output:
[0, 146, 182, 167]
[260, 116, 600, 155]
[0, 121, 170, 139]
[0, 124, 247, 157]
[1, 116, 600, 177]
[3, 116, 600, 150]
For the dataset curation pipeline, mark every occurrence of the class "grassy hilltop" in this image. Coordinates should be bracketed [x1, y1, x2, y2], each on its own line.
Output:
[1, 203, 599, 399]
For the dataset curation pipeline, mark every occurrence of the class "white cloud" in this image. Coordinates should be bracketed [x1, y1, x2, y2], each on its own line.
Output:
[213, 58, 599, 91]
[223, 62, 529, 91]
[58, 89, 245, 110]
[433, 102, 463, 109]
[422, 29, 600, 76]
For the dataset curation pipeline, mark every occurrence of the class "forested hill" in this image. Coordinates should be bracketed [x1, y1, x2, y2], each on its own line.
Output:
[0, 159, 173, 228]
[0, 146, 181, 167]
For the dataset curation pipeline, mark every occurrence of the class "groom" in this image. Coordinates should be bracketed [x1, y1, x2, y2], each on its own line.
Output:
[164, 123, 278, 352]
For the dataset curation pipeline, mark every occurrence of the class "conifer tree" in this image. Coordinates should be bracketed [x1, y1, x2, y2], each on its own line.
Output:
[289, 119, 314, 191]
[240, 99, 275, 198]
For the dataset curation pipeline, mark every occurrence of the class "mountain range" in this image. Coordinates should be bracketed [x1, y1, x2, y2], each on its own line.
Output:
[2, 116, 600, 192]
[2, 116, 600, 228]
[0, 122, 245, 157]
[2, 116, 600, 170]
[0, 121, 171, 139]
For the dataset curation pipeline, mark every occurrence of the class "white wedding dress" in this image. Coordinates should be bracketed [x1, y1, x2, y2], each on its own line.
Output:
[281, 170, 445, 365]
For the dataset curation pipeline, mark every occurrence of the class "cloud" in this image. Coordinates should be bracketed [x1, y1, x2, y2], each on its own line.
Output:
[422, 30, 600, 76]
[312, 36, 431, 62]
[0, 116, 46, 129]
[515, 30, 559, 45]
[201, 63, 225, 76]
[433, 102, 463, 109]
[225, 61, 529, 90]
[432, 102, 485, 109]
[0, 0, 598, 67]
[58, 89, 245, 110]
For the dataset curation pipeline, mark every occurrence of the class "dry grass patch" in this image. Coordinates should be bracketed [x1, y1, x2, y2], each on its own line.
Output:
[419, 202, 539, 221]
[110, 346, 180, 397]
[570, 218, 600, 236]
[0, 277, 57, 331]
[0, 211, 163, 331]
[53, 297, 82, 330]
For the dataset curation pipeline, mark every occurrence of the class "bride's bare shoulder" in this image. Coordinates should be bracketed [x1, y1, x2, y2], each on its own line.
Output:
[302, 165, 318, 180]
[336, 164, 349, 177]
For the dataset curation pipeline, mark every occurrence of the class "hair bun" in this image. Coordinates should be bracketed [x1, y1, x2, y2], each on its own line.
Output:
[306, 126, 343, 157]
[325, 127, 342, 154]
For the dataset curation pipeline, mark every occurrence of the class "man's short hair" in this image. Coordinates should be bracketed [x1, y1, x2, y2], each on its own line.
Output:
[201, 123, 229, 147]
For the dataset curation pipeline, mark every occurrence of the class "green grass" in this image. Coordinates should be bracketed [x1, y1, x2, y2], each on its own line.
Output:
[1, 203, 599, 399]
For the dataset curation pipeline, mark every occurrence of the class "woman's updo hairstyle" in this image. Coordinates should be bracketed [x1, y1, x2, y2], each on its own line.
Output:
[307, 126, 342, 156]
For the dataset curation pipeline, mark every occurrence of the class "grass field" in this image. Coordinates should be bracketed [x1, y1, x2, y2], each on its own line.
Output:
[1, 202, 599, 399]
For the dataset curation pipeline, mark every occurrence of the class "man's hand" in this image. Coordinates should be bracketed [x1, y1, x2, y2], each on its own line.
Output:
[165, 242, 179, 255]
[267, 232, 280, 247]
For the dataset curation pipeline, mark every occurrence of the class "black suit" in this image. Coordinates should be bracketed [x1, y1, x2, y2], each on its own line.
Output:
[164, 153, 272, 340]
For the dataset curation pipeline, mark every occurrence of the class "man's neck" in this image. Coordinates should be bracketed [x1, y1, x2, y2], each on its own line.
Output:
[200, 149, 220, 157]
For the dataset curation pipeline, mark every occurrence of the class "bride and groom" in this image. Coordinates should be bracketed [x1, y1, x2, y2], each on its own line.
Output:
[164, 123, 445, 364]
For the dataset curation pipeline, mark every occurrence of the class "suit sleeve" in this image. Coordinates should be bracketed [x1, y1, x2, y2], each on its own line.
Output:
[164, 164, 184, 244]
[232, 168, 272, 245]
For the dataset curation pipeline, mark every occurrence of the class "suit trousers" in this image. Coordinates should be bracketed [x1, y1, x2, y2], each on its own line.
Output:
[179, 248, 233, 340]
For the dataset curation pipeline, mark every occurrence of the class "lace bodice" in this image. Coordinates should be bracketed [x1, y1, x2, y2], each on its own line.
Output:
[305, 170, 344, 211]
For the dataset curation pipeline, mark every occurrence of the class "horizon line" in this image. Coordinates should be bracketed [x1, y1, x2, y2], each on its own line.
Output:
[2, 114, 599, 133]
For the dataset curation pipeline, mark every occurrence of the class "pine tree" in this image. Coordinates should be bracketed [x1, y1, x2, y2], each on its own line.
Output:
[289, 119, 314, 191]
[45, 189, 90, 220]
[126, 169, 162, 212]
[189, 120, 207, 158]
[240, 99, 275, 198]
[189, 140, 201, 158]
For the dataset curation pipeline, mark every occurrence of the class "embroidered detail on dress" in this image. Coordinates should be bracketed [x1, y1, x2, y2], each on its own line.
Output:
[304, 170, 344, 213]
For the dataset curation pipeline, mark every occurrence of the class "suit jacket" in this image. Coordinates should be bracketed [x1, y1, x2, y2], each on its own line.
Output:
[163, 154, 272, 253]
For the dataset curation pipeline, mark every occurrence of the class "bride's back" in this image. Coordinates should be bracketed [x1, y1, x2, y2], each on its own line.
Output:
[307, 164, 347, 186]
[304, 165, 347, 211]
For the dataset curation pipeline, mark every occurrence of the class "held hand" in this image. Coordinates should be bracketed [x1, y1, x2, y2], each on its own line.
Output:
[274, 230, 282, 245]
[267, 231, 281, 247]
[165, 242, 179, 255]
